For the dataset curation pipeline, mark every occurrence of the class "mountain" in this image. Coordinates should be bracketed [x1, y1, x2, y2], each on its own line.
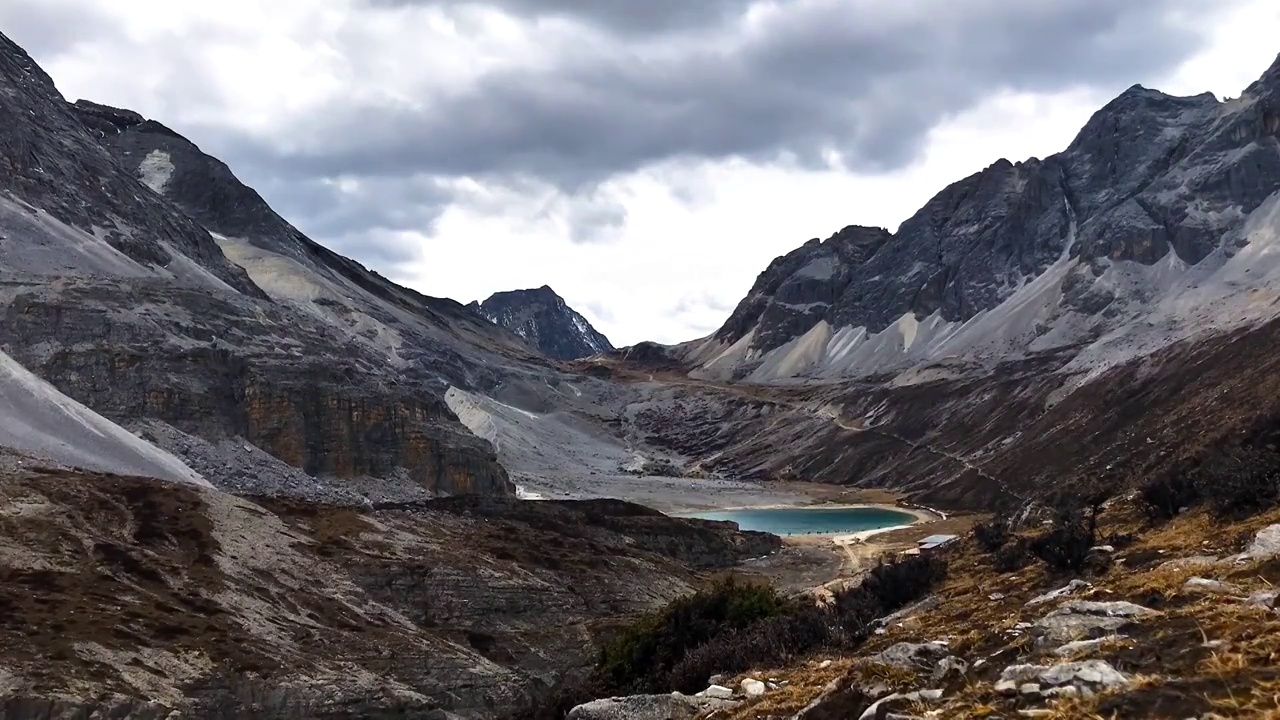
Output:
[469, 285, 614, 360]
[0, 28, 578, 500]
[0, 29, 776, 718]
[683, 65, 1280, 382]
[11, 18, 1280, 719]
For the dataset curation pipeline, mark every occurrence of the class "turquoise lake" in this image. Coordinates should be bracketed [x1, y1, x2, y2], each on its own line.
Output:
[678, 505, 917, 536]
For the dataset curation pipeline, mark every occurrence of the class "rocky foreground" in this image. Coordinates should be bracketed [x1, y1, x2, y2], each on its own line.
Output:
[571, 496, 1280, 719]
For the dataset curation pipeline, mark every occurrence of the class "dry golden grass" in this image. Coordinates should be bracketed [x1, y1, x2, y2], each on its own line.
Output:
[706, 496, 1280, 720]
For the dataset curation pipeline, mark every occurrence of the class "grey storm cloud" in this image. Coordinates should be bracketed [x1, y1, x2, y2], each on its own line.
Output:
[253, 0, 1225, 187]
[365, 0, 750, 35]
[3, 0, 1238, 265]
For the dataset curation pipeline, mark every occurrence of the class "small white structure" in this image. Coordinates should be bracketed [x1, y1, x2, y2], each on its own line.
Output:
[917, 534, 959, 552]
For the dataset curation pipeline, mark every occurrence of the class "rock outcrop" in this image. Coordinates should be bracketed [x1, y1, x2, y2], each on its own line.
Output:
[470, 285, 614, 360]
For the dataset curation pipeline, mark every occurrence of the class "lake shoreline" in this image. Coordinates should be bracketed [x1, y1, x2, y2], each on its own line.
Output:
[674, 502, 936, 538]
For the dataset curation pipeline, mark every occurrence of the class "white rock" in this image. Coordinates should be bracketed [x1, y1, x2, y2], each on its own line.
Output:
[1055, 637, 1123, 657]
[1231, 524, 1280, 562]
[856, 689, 943, 720]
[1183, 577, 1242, 595]
[1043, 686, 1080, 699]
[1026, 579, 1091, 607]
[1246, 589, 1280, 608]
[697, 685, 734, 700]
[1042, 660, 1130, 688]
[741, 679, 767, 698]
[995, 679, 1020, 696]
[932, 656, 968, 681]
[1033, 601, 1159, 644]
[1156, 555, 1219, 572]
[1089, 545, 1115, 554]
[1019, 683, 1041, 696]
[818, 659, 834, 669]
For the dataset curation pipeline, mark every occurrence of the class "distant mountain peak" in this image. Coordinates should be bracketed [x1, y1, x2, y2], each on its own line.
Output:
[471, 287, 613, 360]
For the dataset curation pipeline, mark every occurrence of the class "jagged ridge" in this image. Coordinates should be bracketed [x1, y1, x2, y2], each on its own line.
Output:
[686, 53, 1280, 382]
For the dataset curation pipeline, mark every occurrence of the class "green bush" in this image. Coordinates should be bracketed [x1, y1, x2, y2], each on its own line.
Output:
[519, 555, 948, 719]
[993, 538, 1030, 572]
[1029, 501, 1098, 574]
[1139, 469, 1201, 521]
[596, 578, 793, 694]
[1140, 444, 1280, 521]
[1195, 446, 1280, 518]
[973, 516, 1011, 553]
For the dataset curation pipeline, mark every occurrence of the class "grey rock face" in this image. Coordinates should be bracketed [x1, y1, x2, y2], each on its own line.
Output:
[715, 225, 891, 354]
[470, 285, 614, 360]
[0, 30, 554, 499]
[0, 38, 258, 295]
[703, 54, 1280, 376]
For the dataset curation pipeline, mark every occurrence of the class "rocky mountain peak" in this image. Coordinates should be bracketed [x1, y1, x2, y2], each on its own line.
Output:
[687, 53, 1280, 382]
[1244, 51, 1280, 99]
[471, 286, 614, 360]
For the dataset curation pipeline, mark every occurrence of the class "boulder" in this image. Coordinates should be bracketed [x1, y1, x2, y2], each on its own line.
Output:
[696, 685, 734, 700]
[741, 679, 767, 697]
[568, 693, 731, 720]
[1033, 600, 1159, 644]
[791, 680, 879, 720]
[1025, 580, 1090, 607]
[1000, 660, 1130, 696]
[871, 641, 952, 670]
[1155, 555, 1218, 572]
[1247, 589, 1280, 609]
[932, 656, 969, 682]
[1231, 524, 1280, 562]
[857, 689, 944, 720]
[1054, 636, 1124, 657]
[1182, 577, 1242, 595]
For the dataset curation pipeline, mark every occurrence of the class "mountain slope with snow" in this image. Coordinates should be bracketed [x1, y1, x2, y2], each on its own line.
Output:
[683, 57, 1280, 382]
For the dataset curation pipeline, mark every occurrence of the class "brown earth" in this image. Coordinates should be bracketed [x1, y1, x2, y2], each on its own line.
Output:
[0, 465, 777, 718]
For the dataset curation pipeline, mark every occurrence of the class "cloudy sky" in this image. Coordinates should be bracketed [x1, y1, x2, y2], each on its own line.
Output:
[4, 1, 1279, 345]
